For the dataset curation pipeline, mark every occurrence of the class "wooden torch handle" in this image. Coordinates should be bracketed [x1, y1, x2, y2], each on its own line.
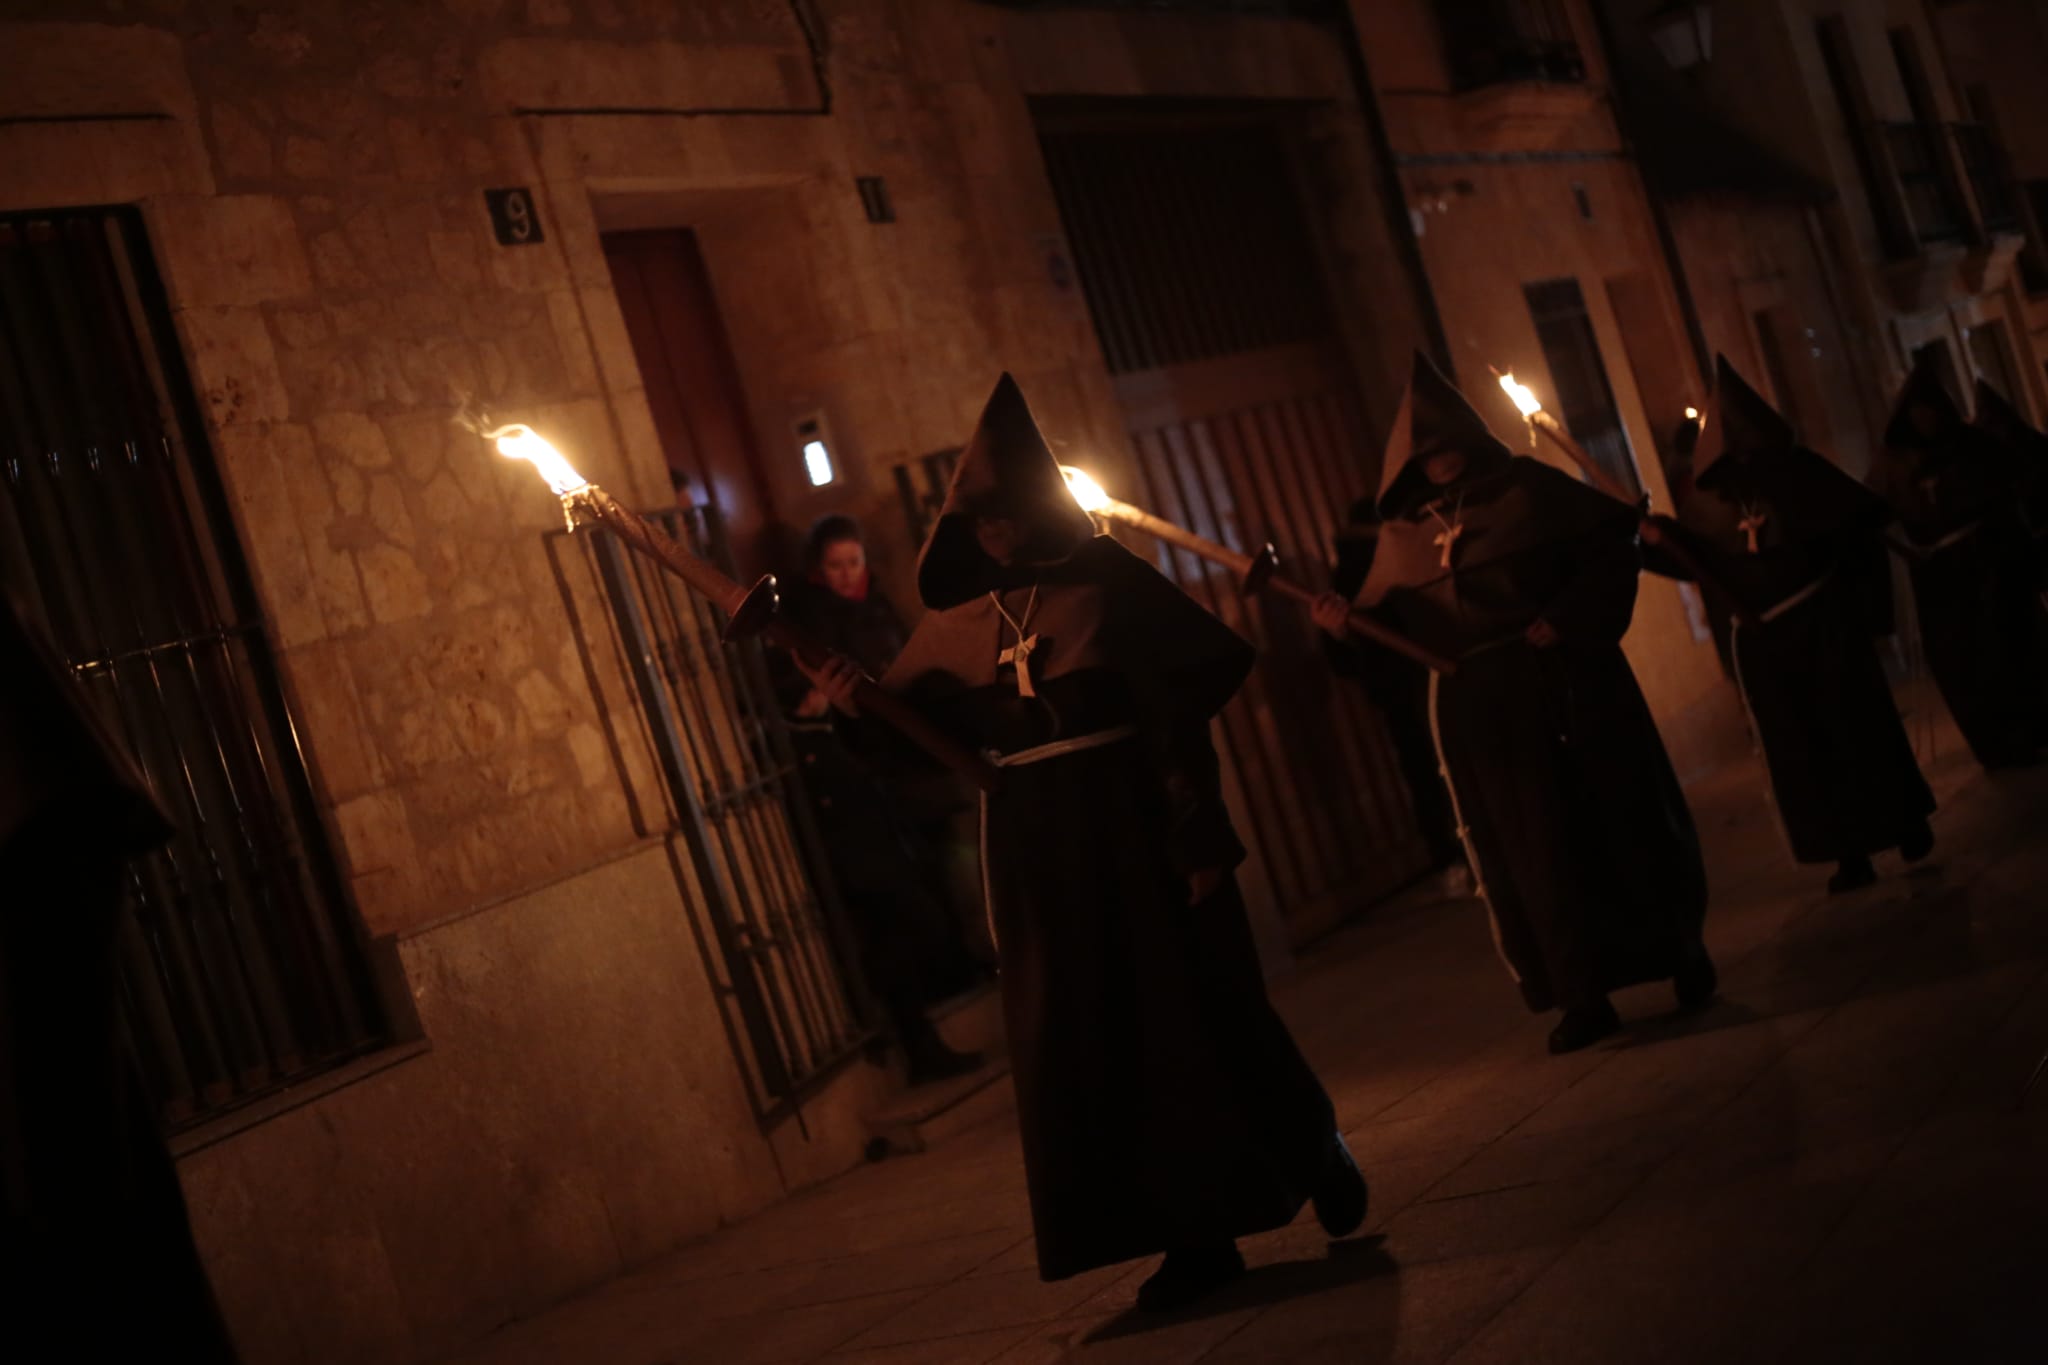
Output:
[581, 489, 1002, 792]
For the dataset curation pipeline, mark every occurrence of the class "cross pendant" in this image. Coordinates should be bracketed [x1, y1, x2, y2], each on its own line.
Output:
[998, 634, 1039, 698]
[1433, 522, 1465, 569]
[1737, 510, 1767, 554]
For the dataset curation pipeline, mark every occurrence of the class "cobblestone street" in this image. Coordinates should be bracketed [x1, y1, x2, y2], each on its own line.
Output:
[438, 731, 2048, 1365]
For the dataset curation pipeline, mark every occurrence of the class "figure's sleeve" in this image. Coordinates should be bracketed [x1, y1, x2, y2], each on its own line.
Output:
[1638, 515, 1700, 582]
[1538, 522, 1642, 645]
[1097, 542, 1255, 875]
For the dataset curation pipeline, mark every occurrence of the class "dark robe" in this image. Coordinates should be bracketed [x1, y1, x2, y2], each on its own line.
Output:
[1970, 379, 2048, 590]
[1, 593, 240, 1360]
[880, 374, 1334, 1280]
[1643, 356, 1932, 864]
[1322, 504, 1462, 871]
[772, 579, 980, 1037]
[1354, 354, 1707, 1014]
[1875, 367, 2048, 769]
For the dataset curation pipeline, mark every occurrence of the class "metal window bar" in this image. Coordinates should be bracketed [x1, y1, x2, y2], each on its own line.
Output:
[569, 503, 869, 1120]
[1434, 0, 1586, 90]
[1949, 122, 2021, 235]
[1884, 122, 1971, 246]
[0, 208, 389, 1131]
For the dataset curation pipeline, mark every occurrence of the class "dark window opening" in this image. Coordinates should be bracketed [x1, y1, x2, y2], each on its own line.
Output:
[1433, 0, 1586, 90]
[1885, 26, 1971, 245]
[1817, 16, 1917, 259]
[1525, 277, 1640, 497]
[0, 208, 393, 1133]
[1038, 119, 1333, 375]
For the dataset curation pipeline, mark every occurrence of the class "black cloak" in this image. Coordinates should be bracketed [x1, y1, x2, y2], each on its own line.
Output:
[1645, 356, 1932, 863]
[880, 375, 1334, 1279]
[1, 592, 239, 1359]
[1874, 364, 2047, 768]
[1970, 379, 2048, 581]
[1323, 496, 1462, 870]
[1355, 353, 1707, 1013]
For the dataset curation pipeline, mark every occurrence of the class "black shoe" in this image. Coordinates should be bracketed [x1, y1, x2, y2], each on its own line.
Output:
[1136, 1244, 1246, 1313]
[1898, 821, 1935, 865]
[1312, 1132, 1369, 1238]
[1673, 945, 1718, 1013]
[1828, 856, 1877, 895]
[1547, 999, 1620, 1055]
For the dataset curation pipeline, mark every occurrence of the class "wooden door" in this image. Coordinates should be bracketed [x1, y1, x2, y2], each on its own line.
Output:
[602, 228, 779, 574]
[1040, 114, 1431, 945]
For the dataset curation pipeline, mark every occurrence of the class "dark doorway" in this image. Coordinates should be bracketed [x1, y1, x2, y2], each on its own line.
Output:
[1909, 337, 1965, 407]
[1525, 277, 1641, 496]
[1038, 105, 1431, 945]
[602, 228, 780, 575]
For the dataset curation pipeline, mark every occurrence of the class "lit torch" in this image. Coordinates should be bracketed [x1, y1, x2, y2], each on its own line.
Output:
[1061, 466, 1457, 676]
[1495, 371, 1639, 507]
[481, 415, 1001, 792]
[1491, 377, 1753, 625]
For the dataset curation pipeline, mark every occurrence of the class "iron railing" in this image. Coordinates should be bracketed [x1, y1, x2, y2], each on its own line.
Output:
[0, 208, 391, 1132]
[1884, 121, 1971, 246]
[1434, 0, 1585, 89]
[556, 504, 869, 1120]
[1949, 121, 2021, 234]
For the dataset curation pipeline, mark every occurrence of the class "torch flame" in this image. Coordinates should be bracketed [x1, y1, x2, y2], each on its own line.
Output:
[1060, 465, 1111, 514]
[1497, 372, 1542, 419]
[488, 423, 590, 497]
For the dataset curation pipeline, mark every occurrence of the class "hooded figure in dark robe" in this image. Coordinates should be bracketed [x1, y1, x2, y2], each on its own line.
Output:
[1642, 356, 1934, 893]
[1346, 353, 1712, 1055]
[1322, 497, 1464, 874]
[1874, 363, 2047, 770]
[1969, 379, 2048, 591]
[1, 592, 240, 1360]
[801, 375, 1363, 1312]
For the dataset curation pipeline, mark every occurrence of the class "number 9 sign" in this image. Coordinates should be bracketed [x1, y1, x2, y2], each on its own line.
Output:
[485, 188, 546, 247]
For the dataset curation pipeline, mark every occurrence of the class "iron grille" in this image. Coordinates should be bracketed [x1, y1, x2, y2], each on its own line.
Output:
[1884, 122, 1970, 246]
[1433, 0, 1585, 89]
[553, 504, 869, 1120]
[0, 207, 391, 1131]
[1039, 121, 1334, 375]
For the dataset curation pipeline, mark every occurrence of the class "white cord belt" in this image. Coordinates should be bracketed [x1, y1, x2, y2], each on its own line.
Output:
[990, 725, 1139, 769]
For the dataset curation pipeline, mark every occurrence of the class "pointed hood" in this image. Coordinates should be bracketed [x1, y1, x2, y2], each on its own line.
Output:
[914, 373, 1100, 611]
[1882, 359, 1965, 453]
[1374, 351, 1512, 518]
[1693, 354, 1795, 490]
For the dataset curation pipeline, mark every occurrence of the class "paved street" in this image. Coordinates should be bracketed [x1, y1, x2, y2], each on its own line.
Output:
[442, 729, 2048, 1365]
